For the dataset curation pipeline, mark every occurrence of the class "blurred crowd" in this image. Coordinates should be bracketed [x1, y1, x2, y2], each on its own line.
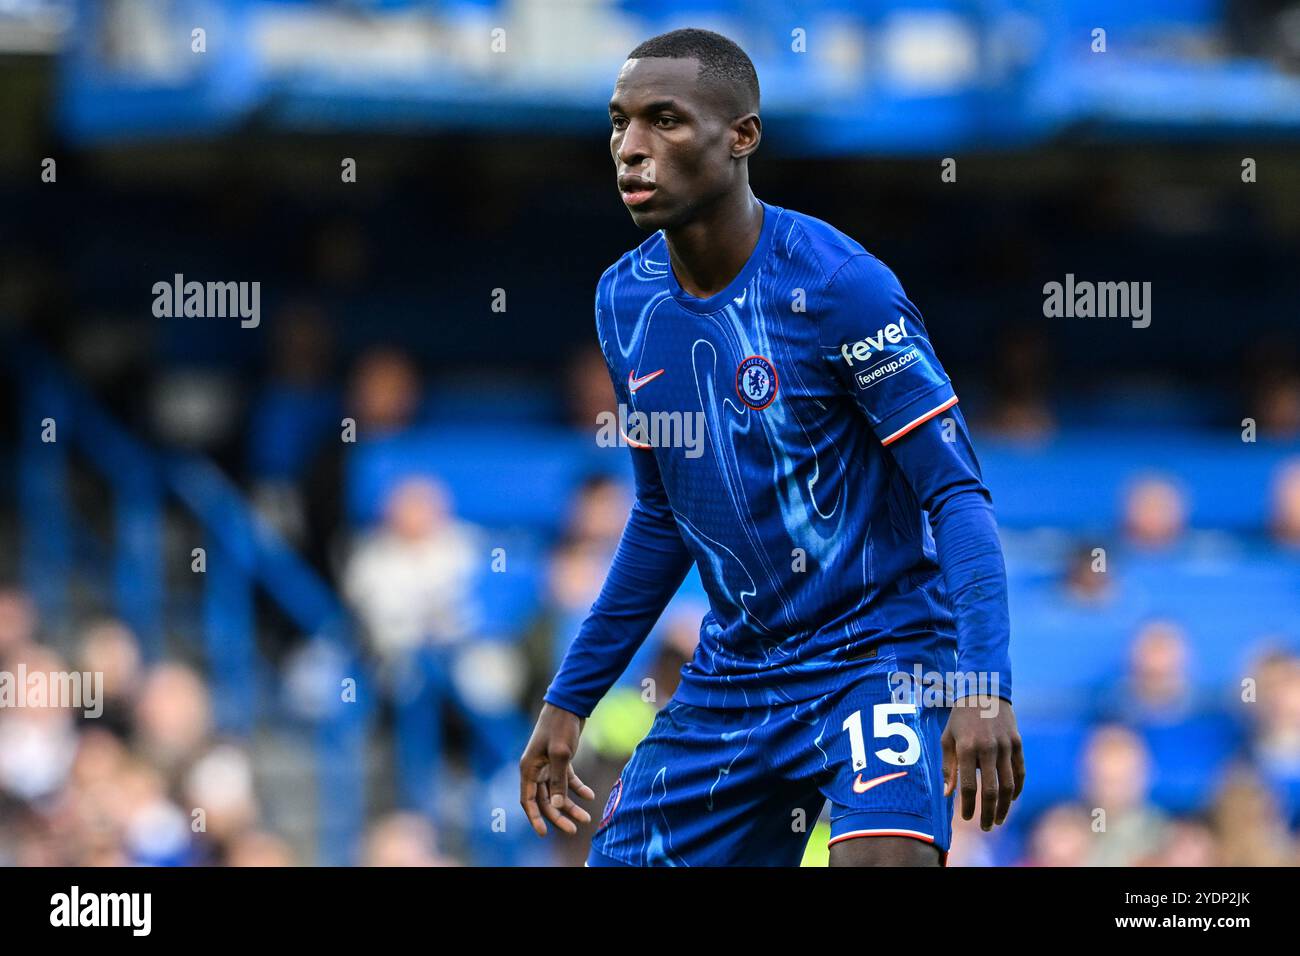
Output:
[0, 587, 463, 866]
[953, 633, 1300, 867]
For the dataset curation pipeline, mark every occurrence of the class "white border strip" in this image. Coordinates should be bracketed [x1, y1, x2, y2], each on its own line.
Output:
[828, 827, 936, 846]
[880, 395, 959, 447]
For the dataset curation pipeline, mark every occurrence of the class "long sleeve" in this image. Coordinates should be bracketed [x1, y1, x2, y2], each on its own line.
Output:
[816, 252, 1012, 704]
[887, 406, 1013, 703]
[543, 379, 695, 717]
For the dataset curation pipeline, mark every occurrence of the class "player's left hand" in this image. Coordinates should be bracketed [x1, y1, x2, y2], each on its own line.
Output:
[941, 696, 1025, 831]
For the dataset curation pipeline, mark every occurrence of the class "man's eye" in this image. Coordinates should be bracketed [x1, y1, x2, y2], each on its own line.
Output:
[611, 117, 628, 130]
[655, 116, 678, 128]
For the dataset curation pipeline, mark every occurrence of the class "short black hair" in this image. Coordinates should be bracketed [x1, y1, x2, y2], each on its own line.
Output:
[628, 28, 760, 115]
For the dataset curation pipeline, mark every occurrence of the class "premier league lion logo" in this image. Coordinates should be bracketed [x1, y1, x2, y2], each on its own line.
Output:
[735, 355, 778, 409]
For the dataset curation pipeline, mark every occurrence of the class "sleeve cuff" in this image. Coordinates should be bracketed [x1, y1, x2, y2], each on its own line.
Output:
[543, 689, 593, 719]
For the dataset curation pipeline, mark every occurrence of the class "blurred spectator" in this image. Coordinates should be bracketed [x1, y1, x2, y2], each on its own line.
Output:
[532, 476, 637, 687]
[983, 326, 1056, 442]
[0, 587, 38, 660]
[1244, 650, 1300, 828]
[1062, 543, 1115, 605]
[1143, 817, 1219, 866]
[344, 476, 484, 663]
[1122, 475, 1188, 551]
[1211, 768, 1295, 865]
[1254, 373, 1300, 439]
[1239, 336, 1300, 438]
[303, 346, 424, 579]
[1108, 621, 1192, 716]
[343, 478, 525, 834]
[58, 744, 194, 866]
[0, 645, 80, 803]
[0, 583, 301, 867]
[63, 728, 133, 864]
[226, 830, 297, 867]
[1270, 458, 1300, 548]
[115, 759, 192, 866]
[1098, 621, 1242, 814]
[1021, 803, 1093, 867]
[76, 619, 143, 740]
[246, 301, 340, 541]
[544, 537, 611, 627]
[565, 345, 617, 433]
[132, 662, 214, 776]
[947, 811, 998, 867]
[565, 473, 633, 552]
[362, 811, 457, 866]
[183, 744, 260, 853]
[1079, 725, 1169, 866]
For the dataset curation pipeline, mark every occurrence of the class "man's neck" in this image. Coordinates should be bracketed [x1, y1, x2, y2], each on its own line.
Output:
[664, 189, 764, 299]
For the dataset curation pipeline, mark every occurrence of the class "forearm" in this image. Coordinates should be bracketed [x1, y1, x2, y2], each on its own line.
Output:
[928, 490, 1013, 702]
[888, 409, 1012, 703]
[543, 501, 694, 717]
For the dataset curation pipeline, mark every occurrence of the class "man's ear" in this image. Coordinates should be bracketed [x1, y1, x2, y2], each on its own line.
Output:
[732, 113, 762, 159]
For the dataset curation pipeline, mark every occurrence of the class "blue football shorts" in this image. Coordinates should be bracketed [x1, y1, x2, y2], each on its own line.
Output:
[587, 635, 957, 866]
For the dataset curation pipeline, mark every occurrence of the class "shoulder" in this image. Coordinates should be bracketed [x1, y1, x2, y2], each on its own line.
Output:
[823, 253, 909, 322]
[780, 226, 924, 356]
[596, 231, 669, 305]
[767, 205, 879, 291]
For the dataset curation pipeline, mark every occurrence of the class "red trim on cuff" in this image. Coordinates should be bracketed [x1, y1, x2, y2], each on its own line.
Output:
[880, 395, 959, 447]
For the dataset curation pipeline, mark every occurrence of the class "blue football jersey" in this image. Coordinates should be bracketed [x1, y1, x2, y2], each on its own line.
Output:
[594, 199, 962, 709]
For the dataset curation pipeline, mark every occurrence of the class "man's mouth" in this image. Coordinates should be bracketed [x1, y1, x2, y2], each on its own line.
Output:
[619, 178, 657, 207]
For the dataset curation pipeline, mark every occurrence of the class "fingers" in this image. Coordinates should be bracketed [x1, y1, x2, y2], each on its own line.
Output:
[536, 780, 579, 835]
[547, 747, 574, 811]
[958, 743, 978, 821]
[994, 742, 1015, 825]
[941, 728, 957, 798]
[978, 743, 998, 830]
[561, 796, 592, 826]
[519, 760, 549, 837]
[1011, 735, 1027, 800]
[546, 759, 591, 827]
[569, 765, 596, 802]
[547, 779, 592, 827]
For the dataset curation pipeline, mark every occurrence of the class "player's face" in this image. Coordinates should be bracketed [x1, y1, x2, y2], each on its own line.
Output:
[609, 57, 740, 231]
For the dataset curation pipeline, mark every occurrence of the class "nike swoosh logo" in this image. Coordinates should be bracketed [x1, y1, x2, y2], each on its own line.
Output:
[853, 770, 908, 794]
[628, 368, 665, 392]
[734, 289, 747, 307]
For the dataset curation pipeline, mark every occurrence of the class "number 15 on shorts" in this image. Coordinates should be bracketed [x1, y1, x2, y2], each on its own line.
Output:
[842, 704, 921, 771]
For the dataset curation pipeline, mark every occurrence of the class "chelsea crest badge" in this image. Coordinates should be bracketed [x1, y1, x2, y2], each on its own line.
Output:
[735, 355, 778, 410]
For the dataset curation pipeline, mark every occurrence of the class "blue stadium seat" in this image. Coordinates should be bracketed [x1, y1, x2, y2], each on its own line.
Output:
[979, 431, 1298, 532]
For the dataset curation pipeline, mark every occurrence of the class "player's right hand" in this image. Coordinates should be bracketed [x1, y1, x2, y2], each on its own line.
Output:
[519, 702, 596, 837]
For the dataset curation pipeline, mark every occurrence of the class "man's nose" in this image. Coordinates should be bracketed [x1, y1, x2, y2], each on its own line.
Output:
[617, 121, 651, 168]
